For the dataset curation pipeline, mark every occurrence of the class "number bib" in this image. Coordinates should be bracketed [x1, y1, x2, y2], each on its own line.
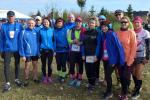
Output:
[86, 56, 95, 63]
[71, 44, 80, 52]
[9, 31, 15, 38]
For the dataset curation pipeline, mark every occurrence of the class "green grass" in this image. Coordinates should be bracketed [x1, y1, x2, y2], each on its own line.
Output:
[0, 58, 150, 100]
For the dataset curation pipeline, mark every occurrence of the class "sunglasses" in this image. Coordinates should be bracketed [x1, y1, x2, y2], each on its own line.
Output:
[115, 13, 122, 16]
[121, 21, 128, 24]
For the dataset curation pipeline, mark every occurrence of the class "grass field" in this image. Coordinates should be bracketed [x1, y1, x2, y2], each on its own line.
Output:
[0, 58, 150, 100]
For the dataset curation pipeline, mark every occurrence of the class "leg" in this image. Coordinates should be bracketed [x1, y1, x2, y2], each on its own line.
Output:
[55, 53, 62, 76]
[4, 52, 11, 83]
[14, 52, 20, 79]
[61, 52, 67, 78]
[32, 57, 39, 80]
[69, 52, 76, 79]
[47, 50, 53, 77]
[41, 51, 47, 77]
[77, 52, 83, 80]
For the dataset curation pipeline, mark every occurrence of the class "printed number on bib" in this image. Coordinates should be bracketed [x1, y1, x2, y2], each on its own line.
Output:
[71, 44, 80, 52]
[86, 56, 95, 63]
[9, 31, 15, 38]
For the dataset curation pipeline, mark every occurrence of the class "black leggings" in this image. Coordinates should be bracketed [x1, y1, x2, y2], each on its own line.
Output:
[69, 52, 83, 75]
[3, 52, 20, 82]
[41, 49, 53, 77]
[85, 62, 97, 85]
[55, 52, 68, 72]
[103, 61, 115, 93]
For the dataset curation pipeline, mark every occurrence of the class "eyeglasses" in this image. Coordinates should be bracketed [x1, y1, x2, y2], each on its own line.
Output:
[121, 21, 128, 24]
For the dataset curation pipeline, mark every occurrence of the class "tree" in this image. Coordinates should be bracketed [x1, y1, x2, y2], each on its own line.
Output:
[63, 10, 68, 21]
[77, 0, 86, 13]
[127, 4, 134, 21]
[36, 10, 42, 16]
[89, 6, 96, 17]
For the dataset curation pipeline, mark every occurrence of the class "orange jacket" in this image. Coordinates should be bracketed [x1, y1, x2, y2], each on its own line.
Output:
[117, 30, 137, 66]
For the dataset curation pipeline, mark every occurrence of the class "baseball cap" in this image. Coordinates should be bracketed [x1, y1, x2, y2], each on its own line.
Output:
[75, 16, 82, 22]
[35, 16, 42, 21]
[7, 11, 15, 17]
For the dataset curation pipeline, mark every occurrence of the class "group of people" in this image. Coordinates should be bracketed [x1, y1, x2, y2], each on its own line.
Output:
[0, 10, 150, 100]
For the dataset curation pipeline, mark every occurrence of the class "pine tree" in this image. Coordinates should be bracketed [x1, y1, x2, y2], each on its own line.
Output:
[36, 10, 42, 16]
[77, 0, 86, 13]
[127, 4, 134, 21]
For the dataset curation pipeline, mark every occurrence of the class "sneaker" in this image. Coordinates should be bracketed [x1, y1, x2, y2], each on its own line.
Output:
[47, 77, 52, 84]
[119, 95, 128, 100]
[131, 91, 140, 100]
[60, 77, 65, 83]
[103, 91, 113, 100]
[87, 84, 95, 93]
[3, 82, 11, 92]
[15, 79, 23, 87]
[68, 79, 77, 86]
[23, 80, 29, 87]
[75, 80, 81, 87]
[95, 78, 100, 86]
[42, 77, 48, 84]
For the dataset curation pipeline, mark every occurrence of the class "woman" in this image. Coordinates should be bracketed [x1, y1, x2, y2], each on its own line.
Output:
[54, 18, 69, 83]
[116, 16, 137, 100]
[82, 18, 100, 91]
[131, 16, 150, 99]
[100, 20, 125, 99]
[39, 18, 54, 84]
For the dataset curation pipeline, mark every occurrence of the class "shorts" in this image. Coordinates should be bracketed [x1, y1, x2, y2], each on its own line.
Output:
[25, 56, 39, 62]
[133, 57, 145, 65]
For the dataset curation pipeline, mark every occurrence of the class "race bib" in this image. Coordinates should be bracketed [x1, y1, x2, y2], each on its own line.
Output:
[9, 31, 15, 38]
[86, 56, 95, 63]
[71, 44, 80, 52]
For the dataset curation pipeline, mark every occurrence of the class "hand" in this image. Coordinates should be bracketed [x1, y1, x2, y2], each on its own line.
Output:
[82, 56, 85, 60]
[143, 59, 148, 64]
[73, 39, 79, 44]
[112, 64, 115, 67]
[94, 56, 98, 62]
[22, 57, 26, 62]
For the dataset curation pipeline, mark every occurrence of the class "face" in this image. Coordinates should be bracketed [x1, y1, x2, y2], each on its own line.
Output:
[115, 13, 124, 21]
[36, 19, 42, 25]
[43, 19, 50, 28]
[133, 21, 142, 29]
[28, 20, 35, 29]
[120, 18, 129, 30]
[8, 16, 15, 23]
[68, 17, 75, 23]
[76, 21, 82, 28]
[56, 21, 63, 28]
[101, 25, 108, 33]
[89, 20, 96, 29]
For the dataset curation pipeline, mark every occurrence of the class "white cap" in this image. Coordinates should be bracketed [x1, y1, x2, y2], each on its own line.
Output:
[35, 16, 42, 21]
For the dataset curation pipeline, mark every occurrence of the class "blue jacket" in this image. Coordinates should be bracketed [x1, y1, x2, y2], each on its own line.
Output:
[65, 22, 76, 30]
[19, 28, 39, 57]
[35, 24, 43, 33]
[54, 27, 69, 52]
[101, 31, 125, 66]
[0, 22, 22, 52]
[39, 27, 54, 50]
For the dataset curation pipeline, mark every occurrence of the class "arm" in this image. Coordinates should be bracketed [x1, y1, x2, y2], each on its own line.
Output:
[19, 30, 25, 57]
[145, 38, 150, 60]
[95, 33, 101, 58]
[127, 31, 137, 66]
[67, 30, 73, 44]
[0, 25, 4, 53]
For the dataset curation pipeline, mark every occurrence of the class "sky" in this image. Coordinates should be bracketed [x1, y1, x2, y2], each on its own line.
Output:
[0, 0, 150, 15]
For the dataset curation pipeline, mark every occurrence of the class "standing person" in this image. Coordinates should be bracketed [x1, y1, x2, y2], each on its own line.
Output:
[65, 13, 76, 30]
[67, 16, 86, 87]
[54, 18, 69, 83]
[82, 18, 100, 91]
[0, 11, 23, 92]
[39, 18, 54, 84]
[35, 16, 43, 32]
[116, 16, 137, 100]
[144, 17, 150, 32]
[100, 20, 125, 99]
[113, 9, 133, 32]
[131, 16, 150, 99]
[19, 19, 40, 86]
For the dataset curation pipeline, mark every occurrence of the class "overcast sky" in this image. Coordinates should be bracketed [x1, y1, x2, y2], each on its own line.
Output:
[0, 0, 149, 15]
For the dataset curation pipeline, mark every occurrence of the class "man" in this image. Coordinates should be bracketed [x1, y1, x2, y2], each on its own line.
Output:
[113, 9, 133, 31]
[35, 16, 43, 32]
[0, 11, 23, 92]
[65, 13, 76, 30]
[144, 17, 150, 32]
[19, 19, 40, 86]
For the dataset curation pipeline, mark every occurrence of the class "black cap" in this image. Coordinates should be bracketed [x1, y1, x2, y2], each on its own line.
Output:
[7, 11, 15, 17]
[115, 9, 123, 14]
